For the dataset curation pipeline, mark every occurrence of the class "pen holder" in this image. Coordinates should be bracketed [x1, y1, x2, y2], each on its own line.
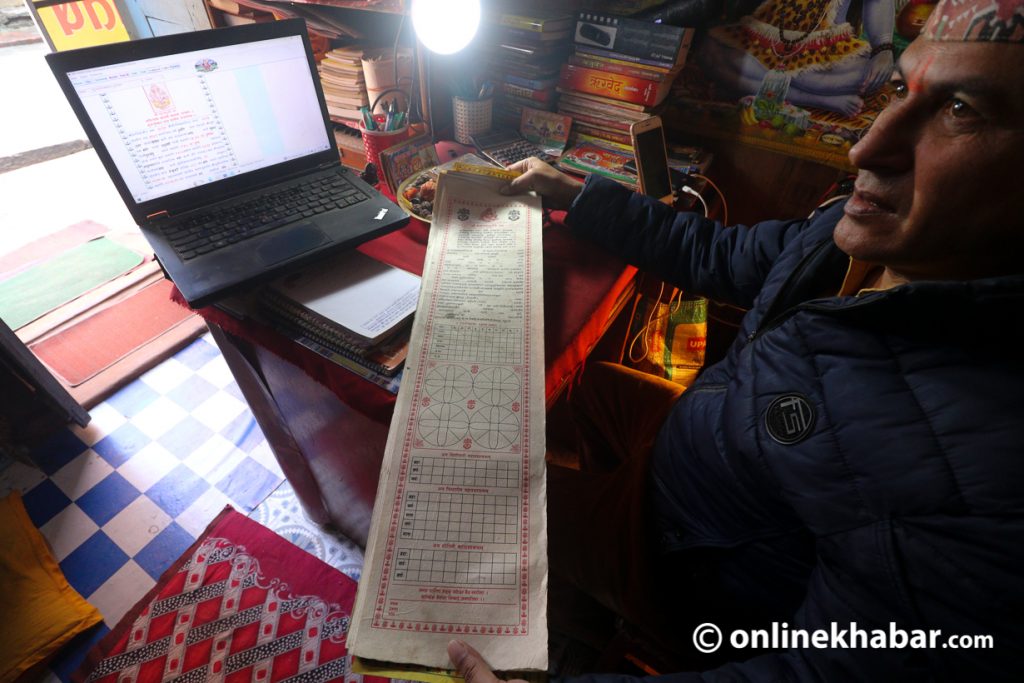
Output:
[452, 96, 492, 145]
[360, 120, 411, 173]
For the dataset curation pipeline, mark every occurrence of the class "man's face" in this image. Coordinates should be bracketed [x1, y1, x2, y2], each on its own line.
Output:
[833, 40, 1024, 280]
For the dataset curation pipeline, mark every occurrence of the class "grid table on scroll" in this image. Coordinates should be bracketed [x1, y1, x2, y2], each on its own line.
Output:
[349, 169, 548, 671]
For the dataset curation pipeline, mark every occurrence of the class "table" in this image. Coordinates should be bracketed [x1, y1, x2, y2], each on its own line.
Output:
[186, 180, 636, 546]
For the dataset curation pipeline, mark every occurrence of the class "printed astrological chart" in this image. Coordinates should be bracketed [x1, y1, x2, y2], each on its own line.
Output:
[417, 363, 523, 451]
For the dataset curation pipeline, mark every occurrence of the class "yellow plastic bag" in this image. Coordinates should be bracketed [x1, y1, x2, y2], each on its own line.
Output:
[623, 283, 707, 388]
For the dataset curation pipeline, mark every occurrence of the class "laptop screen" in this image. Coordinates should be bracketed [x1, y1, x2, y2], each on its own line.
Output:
[66, 34, 332, 204]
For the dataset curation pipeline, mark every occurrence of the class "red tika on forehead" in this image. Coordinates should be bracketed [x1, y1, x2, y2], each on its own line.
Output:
[922, 0, 1024, 42]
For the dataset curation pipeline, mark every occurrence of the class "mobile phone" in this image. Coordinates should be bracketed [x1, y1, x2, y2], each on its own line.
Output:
[629, 116, 673, 201]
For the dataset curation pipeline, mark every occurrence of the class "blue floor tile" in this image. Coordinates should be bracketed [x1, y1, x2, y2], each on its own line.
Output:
[174, 338, 220, 371]
[7, 334, 330, 673]
[105, 381, 159, 419]
[49, 623, 109, 683]
[76, 472, 141, 526]
[134, 522, 195, 581]
[29, 429, 88, 475]
[221, 412, 265, 453]
[166, 375, 217, 412]
[215, 458, 278, 511]
[60, 531, 129, 596]
[92, 423, 150, 468]
[224, 382, 245, 402]
[21, 479, 72, 527]
[157, 416, 214, 460]
[146, 464, 210, 517]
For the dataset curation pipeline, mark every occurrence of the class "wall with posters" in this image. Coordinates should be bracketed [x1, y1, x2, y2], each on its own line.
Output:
[664, 0, 937, 169]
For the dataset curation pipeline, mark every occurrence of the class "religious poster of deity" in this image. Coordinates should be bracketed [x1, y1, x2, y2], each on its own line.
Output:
[663, 0, 938, 168]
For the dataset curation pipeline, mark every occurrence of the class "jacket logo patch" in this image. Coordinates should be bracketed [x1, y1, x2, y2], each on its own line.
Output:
[765, 394, 816, 445]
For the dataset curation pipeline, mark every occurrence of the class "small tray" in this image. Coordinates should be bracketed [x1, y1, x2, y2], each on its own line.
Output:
[396, 169, 438, 222]
[395, 153, 499, 223]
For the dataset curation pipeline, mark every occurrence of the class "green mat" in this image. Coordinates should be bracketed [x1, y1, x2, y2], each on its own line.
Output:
[0, 237, 144, 330]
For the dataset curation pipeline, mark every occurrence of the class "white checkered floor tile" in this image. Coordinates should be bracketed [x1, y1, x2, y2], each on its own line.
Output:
[0, 333, 366, 681]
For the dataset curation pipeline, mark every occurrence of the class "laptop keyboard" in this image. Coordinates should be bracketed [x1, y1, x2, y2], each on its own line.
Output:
[161, 170, 368, 261]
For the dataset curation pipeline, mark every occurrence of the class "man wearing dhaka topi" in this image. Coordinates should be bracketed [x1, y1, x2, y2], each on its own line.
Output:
[445, 0, 1024, 680]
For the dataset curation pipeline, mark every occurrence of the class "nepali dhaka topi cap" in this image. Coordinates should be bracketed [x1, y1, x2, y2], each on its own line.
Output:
[921, 0, 1024, 42]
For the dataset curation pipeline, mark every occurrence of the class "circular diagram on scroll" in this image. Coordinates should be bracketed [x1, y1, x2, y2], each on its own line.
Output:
[423, 365, 472, 403]
[418, 404, 469, 447]
[469, 406, 520, 450]
[472, 367, 521, 406]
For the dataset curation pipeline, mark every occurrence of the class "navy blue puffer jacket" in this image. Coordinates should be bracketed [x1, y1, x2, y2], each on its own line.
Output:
[562, 176, 1024, 681]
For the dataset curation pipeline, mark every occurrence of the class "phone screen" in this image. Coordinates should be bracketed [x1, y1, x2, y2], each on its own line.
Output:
[634, 125, 672, 199]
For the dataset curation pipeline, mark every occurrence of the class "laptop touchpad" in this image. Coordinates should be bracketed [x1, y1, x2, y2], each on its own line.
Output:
[256, 224, 329, 265]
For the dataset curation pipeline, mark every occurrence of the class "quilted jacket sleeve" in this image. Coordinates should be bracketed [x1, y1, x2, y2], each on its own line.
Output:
[555, 520, 1020, 682]
[564, 175, 812, 309]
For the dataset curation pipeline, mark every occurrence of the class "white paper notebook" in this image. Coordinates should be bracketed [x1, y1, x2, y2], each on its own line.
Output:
[268, 250, 421, 345]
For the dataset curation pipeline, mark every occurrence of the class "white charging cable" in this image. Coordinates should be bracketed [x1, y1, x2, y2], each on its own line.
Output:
[679, 184, 709, 217]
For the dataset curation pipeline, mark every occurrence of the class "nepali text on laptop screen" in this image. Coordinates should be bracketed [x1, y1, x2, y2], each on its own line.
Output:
[67, 35, 332, 204]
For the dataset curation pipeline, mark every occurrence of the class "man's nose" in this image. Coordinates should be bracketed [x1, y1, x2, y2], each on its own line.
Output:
[847, 101, 916, 174]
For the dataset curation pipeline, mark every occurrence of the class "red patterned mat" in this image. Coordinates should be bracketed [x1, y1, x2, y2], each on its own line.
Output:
[74, 508, 384, 683]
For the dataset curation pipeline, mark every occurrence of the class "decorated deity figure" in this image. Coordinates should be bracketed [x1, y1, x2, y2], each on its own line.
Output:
[701, 0, 898, 115]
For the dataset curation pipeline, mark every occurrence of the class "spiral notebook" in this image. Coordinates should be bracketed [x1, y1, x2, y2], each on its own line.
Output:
[261, 249, 420, 375]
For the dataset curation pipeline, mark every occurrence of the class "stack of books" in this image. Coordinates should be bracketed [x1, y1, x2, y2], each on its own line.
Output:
[557, 10, 693, 150]
[485, 11, 573, 129]
[319, 44, 369, 125]
[557, 139, 639, 188]
[260, 251, 421, 391]
[557, 91, 652, 149]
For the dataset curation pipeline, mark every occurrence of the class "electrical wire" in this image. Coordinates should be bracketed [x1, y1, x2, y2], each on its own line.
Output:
[391, 12, 421, 121]
[680, 186, 709, 218]
[624, 182, 711, 364]
[690, 172, 728, 225]
[392, 12, 405, 93]
[627, 282, 684, 364]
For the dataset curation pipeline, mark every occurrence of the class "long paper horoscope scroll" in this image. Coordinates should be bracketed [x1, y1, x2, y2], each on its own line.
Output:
[349, 170, 548, 671]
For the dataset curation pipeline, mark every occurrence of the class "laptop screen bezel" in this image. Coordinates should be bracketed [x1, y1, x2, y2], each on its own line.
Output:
[46, 19, 338, 224]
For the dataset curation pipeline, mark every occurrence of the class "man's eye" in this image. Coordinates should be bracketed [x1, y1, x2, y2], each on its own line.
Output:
[948, 98, 974, 118]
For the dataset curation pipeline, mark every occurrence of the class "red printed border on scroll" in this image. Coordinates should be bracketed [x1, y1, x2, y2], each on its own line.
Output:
[371, 198, 535, 634]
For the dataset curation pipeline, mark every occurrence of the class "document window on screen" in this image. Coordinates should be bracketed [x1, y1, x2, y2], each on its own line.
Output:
[67, 35, 331, 204]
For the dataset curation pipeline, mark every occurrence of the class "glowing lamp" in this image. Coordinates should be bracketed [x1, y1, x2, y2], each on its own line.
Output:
[411, 0, 481, 55]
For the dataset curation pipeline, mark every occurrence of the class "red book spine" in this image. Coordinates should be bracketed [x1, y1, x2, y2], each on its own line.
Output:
[573, 122, 633, 146]
[567, 54, 668, 82]
[558, 64, 663, 107]
[501, 82, 554, 103]
[556, 105, 633, 132]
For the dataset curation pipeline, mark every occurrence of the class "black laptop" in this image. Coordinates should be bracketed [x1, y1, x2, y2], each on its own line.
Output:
[46, 19, 408, 308]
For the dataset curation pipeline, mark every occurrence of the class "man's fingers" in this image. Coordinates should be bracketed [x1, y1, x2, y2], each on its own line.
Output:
[502, 173, 533, 195]
[448, 640, 500, 683]
[505, 158, 534, 175]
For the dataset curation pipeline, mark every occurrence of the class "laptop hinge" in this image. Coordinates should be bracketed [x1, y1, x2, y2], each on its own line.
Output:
[147, 210, 170, 220]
